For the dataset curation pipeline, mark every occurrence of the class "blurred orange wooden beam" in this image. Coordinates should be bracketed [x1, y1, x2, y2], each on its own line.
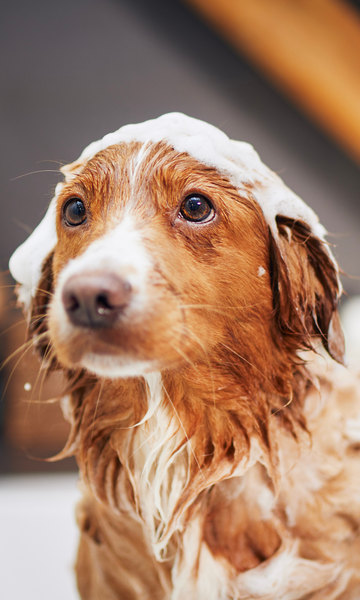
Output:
[184, 0, 360, 164]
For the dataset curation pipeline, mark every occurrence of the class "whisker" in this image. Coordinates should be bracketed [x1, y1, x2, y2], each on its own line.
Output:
[36, 344, 57, 401]
[32, 286, 54, 299]
[20, 340, 56, 427]
[168, 342, 195, 368]
[91, 381, 105, 438]
[29, 314, 49, 329]
[0, 318, 31, 338]
[1, 337, 40, 402]
[171, 321, 217, 408]
[25, 357, 48, 423]
[129, 425, 158, 459]
[162, 381, 205, 482]
[172, 324, 208, 357]
[36, 159, 66, 167]
[261, 390, 294, 425]
[220, 342, 275, 391]
[0, 335, 46, 372]
[177, 324, 216, 407]
[24, 395, 62, 406]
[178, 301, 267, 314]
[12, 218, 33, 235]
[10, 169, 62, 181]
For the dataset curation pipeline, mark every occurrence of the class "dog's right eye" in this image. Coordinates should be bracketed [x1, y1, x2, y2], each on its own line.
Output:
[63, 198, 87, 226]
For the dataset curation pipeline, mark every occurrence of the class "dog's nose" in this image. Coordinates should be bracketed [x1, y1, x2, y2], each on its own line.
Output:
[62, 272, 132, 328]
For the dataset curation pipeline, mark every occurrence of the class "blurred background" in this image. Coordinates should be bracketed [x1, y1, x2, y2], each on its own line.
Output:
[1, 0, 360, 597]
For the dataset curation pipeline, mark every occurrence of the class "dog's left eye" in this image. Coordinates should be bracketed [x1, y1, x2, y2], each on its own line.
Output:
[179, 195, 214, 223]
[63, 198, 87, 226]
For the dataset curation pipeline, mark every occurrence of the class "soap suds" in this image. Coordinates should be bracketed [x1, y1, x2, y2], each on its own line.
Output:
[9, 113, 337, 306]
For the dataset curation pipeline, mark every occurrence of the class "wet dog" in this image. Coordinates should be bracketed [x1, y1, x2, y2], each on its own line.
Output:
[10, 114, 360, 599]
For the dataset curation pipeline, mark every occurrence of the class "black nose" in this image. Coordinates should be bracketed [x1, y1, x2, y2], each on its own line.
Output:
[62, 272, 132, 328]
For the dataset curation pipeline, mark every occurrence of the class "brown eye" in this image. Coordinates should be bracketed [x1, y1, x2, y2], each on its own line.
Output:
[63, 198, 87, 226]
[179, 195, 214, 223]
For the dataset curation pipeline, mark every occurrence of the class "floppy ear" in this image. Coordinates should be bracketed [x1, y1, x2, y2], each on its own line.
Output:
[269, 216, 345, 364]
[27, 250, 58, 369]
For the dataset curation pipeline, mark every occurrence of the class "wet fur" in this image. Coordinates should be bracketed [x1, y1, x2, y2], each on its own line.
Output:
[26, 141, 360, 599]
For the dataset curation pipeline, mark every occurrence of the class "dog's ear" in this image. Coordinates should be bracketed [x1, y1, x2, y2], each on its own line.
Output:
[26, 250, 58, 369]
[269, 216, 344, 364]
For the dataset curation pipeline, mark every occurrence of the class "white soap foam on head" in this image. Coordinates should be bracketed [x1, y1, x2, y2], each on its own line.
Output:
[9, 112, 335, 307]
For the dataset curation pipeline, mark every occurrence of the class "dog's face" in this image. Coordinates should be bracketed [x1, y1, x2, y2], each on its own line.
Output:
[48, 141, 272, 378]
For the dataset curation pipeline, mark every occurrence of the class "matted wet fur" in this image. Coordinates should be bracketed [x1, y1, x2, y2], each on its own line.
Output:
[24, 141, 360, 599]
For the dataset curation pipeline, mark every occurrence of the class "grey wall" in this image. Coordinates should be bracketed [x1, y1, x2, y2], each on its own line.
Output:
[1, 0, 360, 294]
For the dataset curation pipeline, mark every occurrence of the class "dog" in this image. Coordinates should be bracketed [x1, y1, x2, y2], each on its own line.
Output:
[10, 113, 360, 599]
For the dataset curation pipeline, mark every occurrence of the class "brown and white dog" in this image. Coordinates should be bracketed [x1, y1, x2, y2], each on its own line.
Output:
[10, 114, 360, 599]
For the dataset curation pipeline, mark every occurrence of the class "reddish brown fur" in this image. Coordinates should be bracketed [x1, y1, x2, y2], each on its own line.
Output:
[25, 141, 354, 599]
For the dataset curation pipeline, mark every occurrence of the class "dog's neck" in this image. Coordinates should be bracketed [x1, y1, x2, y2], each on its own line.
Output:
[64, 343, 309, 555]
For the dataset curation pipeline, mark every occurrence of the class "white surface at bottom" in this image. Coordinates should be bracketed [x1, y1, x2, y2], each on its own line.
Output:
[0, 473, 80, 600]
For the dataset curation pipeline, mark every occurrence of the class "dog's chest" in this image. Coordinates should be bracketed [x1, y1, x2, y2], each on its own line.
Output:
[121, 367, 360, 599]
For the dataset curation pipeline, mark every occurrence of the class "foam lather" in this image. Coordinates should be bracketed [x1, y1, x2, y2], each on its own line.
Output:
[9, 112, 334, 306]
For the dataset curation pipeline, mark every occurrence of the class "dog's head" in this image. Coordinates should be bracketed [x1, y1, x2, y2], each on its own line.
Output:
[10, 113, 344, 390]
